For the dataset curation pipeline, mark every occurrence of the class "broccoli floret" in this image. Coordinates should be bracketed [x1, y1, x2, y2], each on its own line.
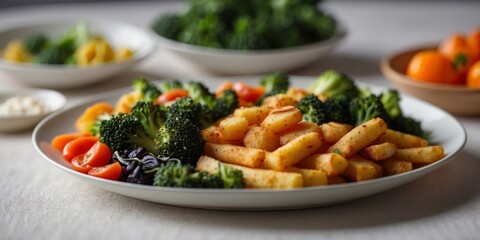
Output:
[131, 101, 167, 138]
[178, 14, 225, 48]
[166, 97, 203, 123]
[392, 115, 430, 139]
[296, 95, 326, 125]
[133, 77, 162, 102]
[99, 113, 157, 154]
[152, 13, 183, 40]
[156, 116, 205, 165]
[260, 72, 290, 95]
[213, 89, 238, 120]
[324, 95, 352, 124]
[89, 113, 112, 136]
[33, 46, 71, 64]
[159, 80, 183, 93]
[308, 70, 359, 99]
[55, 22, 90, 51]
[349, 95, 392, 126]
[182, 81, 216, 108]
[23, 33, 49, 55]
[379, 90, 403, 118]
[226, 16, 268, 50]
[212, 162, 245, 188]
[153, 161, 209, 188]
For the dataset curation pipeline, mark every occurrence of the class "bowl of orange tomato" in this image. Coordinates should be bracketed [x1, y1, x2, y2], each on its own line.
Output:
[381, 28, 480, 116]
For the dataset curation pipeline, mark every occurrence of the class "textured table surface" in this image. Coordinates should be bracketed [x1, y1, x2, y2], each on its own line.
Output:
[1, 1, 479, 240]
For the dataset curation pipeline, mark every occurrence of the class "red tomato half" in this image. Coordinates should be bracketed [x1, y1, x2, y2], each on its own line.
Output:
[62, 136, 99, 162]
[88, 162, 122, 180]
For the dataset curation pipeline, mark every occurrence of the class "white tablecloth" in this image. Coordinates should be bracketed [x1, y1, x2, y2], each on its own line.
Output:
[1, 1, 479, 239]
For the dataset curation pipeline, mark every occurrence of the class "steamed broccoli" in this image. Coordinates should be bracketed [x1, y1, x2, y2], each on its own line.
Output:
[166, 97, 205, 125]
[156, 116, 205, 165]
[133, 77, 162, 102]
[260, 72, 290, 95]
[33, 46, 71, 64]
[308, 70, 359, 99]
[182, 81, 216, 108]
[130, 101, 167, 138]
[349, 95, 392, 126]
[89, 113, 112, 136]
[324, 95, 352, 124]
[296, 95, 326, 125]
[153, 161, 244, 188]
[153, 161, 210, 188]
[391, 115, 429, 139]
[213, 89, 238, 119]
[99, 113, 157, 154]
[24, 33, 49, 55]
[379, 90, 402, 118]
[151, 13, 183, 40]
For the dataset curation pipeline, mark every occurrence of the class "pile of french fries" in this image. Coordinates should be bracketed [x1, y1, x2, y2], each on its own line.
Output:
[197, 91, 445, 189]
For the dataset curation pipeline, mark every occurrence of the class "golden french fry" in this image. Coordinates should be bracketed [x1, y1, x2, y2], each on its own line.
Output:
[197, 155, 303, 189]
[265, 132, 323, 170]
[285, 167, 328, 187]
[279, 121, 321, 145]
[243, 126, 280, 151]
[260, 106, 303, 134]
[320, 122, 353, 143]
[233, 106, 271, 126]
[261, 94, 298, 109]
[296, 153, 348, 177]
[328, 175, 347, 185]
[218, 116, 249, 141]
[202, 126, 242, 145]
[286, 87, 310, 102]
[380, 159, 413, 175]
[375, 129, 428, 148]
[328, 118, 388, 158]
[204, 142, 265, 168]
[360, 142, 397, 161]
[392, 146, 445, 164]
[342, 155, 383, 181]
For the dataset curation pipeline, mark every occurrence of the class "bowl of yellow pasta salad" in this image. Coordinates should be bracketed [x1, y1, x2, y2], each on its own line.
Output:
[0, 19, 154, 89]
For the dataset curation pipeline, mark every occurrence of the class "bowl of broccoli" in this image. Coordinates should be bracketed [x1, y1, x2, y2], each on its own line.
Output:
[150, 0, 346, 75]
[0, 19, 155, 89]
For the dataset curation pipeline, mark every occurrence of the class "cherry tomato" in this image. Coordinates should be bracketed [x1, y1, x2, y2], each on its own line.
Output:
[88, 162, 122, 180]
[232, 82, 265, 102]
[71, 156, 93, 174]
[467, 60, 480, 88]
[62, 136, 99, 162]
[154, 89, 189, 105]
[407, 50, 461, 84]
[73, 141, 111, 167]
[51, 133, 87, 151]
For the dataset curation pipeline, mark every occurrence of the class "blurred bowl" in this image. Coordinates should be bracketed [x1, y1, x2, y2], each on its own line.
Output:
[0, 88, 65, 132]
[151, 26, 346, 75]
[0, 19, 155, 89]
[381, 44, 480, 116]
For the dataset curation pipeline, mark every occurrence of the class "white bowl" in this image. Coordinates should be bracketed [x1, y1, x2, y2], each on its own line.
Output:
[151, 26, 346, 75]
[0, 88, 66, 132]
[0, 19, 155, 89]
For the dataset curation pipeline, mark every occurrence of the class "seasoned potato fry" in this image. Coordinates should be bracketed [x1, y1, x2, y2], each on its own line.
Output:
[360, 142, 397, 161]
[260, 106, 303, 134]
[202, 126, 242, 145]
[285, 167, 328, 187]
[265, 132, 323, 170]
[328, 118, 387, 158]
[328, 175, 347, 185]
[261, 94, 298, 109]
[286, 87, 310, 102]
[244, 126, 280, 151]
[392, 146, 445, 164]
[204, 142, 265, 168]
[380, 159, 413, 175]
[197, 155, 303, 189]
[233, 106, 271, 126]
[342, 155, 383, 181]
[320, 122, 353, 143]
[218, 116, 249, 141]
[279, 121, 321, 145]
[375, 129, 428, 148]
[297, 153, 348, 177]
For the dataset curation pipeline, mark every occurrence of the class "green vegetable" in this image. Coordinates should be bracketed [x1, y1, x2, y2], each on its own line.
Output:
[308, 70, 360, 99]
[296, 95, 327, 125]
[133, 77, 162, 102]
[23, 33, 49, 55]
[159, 80, 183, 93]
[130, 101, 167, 139]
[349, 94, 392, 126]
[323, 95, 352, 124]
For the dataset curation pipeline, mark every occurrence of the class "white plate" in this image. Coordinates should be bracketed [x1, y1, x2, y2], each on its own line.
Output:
[0, 19, 154, 89]
[32, 77, 466, 210]
[0, 88, 65, 132]
[151, 26, 346, 75]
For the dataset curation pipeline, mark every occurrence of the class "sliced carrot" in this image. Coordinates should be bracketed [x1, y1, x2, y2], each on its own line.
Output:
[51, 133, 87, 151]
[75, 102, 114, 134]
